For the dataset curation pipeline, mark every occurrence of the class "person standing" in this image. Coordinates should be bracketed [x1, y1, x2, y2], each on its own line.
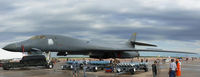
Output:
[110, 59, 114, 72]
[141, 59, 144, 63]
[169, 59, 177, 77]
[156, 59, 161, 75]
[83, 59, 87, 77]
[176, 59, 181, 77]
[72, 60, 79, 77]
[146, 59, 149, 63]
[152, 61, 157, 77]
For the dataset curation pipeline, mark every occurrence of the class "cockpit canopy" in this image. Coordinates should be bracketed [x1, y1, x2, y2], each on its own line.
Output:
[29, 35, 46, 40]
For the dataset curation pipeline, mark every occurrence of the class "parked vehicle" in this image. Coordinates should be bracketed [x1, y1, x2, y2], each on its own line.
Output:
[2, 55, 54, 70]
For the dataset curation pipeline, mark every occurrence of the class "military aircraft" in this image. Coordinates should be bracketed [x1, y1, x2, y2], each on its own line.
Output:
[2, 33, 195, 59]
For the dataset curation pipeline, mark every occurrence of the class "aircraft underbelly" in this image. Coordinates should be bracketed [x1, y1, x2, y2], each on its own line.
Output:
[67, 51, 91, 55]
[89, 51, 140, 59]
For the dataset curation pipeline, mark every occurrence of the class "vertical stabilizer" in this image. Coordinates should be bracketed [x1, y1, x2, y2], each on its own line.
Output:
[128, 33, 137, 48]
[129, 33, 137, 42]
[127, 33, 157, 48]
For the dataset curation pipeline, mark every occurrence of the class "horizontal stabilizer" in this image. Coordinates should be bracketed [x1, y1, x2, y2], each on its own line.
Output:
[128, 33, 157, 48]
[138, 49, 197, 54]
[134, 41, 157, 47]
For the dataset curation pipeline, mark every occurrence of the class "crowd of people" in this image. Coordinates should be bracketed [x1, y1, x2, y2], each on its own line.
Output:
[151, 58, 182, 77]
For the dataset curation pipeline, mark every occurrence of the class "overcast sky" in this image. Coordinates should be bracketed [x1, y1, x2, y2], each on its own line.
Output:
[0, 0, 200, 59]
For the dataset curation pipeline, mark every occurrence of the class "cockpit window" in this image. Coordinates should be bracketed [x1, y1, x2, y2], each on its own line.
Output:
[30, 35, 46, 40]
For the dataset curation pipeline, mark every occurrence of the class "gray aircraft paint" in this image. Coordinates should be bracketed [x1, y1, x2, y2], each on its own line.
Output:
[2, 34, 196, 58]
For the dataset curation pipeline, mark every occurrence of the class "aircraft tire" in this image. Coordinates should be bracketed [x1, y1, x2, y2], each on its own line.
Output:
[130, 69, 135, 75]
[93, 67, 97, 72]
[47, 63, 54, 69]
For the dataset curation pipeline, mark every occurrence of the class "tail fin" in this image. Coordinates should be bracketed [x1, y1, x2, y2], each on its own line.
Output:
[127, 33, 157, 48]
[129, 33, 137, 42]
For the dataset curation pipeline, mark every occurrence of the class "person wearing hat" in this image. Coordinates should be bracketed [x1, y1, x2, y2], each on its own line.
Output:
[176, 59, 181, 77]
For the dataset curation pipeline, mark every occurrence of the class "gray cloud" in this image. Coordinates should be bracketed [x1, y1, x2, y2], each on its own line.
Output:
[0, 0, 200, 54]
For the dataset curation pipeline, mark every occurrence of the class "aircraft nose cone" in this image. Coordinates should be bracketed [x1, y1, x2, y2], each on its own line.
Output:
[2, 44, 17, 51]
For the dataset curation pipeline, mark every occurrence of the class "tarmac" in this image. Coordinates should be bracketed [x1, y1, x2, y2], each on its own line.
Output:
[0, 60, 200, 77]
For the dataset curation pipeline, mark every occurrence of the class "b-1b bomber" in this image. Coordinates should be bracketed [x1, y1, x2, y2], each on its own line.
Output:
[2, 33, 195, 59]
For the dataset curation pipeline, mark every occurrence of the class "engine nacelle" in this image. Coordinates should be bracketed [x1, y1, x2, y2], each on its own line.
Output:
[117, 51, 140, 58]
[57, 52, 67, 56]
[89, 54, 111, 59]
[89, 51, 140, 59]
